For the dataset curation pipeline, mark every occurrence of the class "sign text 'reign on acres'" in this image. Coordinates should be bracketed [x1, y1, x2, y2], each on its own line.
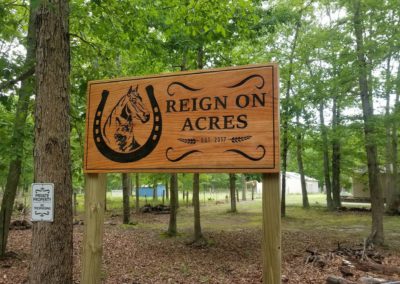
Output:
[84, 64, 279, 173]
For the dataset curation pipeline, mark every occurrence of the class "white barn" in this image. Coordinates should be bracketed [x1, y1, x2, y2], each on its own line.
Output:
[283, 172, 319, 194]
[255, 172, 320, 194]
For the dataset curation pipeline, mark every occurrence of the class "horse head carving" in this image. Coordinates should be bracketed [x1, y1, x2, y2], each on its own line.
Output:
[93, 85, 162, 163]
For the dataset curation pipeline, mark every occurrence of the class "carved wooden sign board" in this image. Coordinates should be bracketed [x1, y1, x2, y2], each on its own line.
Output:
[84, 64, 279, 173]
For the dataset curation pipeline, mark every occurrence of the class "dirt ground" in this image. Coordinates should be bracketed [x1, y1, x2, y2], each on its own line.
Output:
[1, 208, 399, 283]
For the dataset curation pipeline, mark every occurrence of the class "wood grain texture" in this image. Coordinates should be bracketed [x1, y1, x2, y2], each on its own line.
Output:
[262, 173, 281, 284]
[81, 174, 106, 284]
[84, 64, 279, 173]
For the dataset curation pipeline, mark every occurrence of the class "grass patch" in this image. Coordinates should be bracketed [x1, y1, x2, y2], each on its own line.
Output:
[74, 193, 399, 250]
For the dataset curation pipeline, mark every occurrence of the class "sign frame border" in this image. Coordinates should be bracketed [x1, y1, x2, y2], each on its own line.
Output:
[84, 63, 279, 173]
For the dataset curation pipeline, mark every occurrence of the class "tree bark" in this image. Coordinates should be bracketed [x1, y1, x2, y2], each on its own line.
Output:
[167, 174, 178, 236]
[352, 0, 384, 244]
[229, 174, 237, 212]
[0, 1, 35, 257]
[193, 173, 203, 241]
[122, 173, 131, 224]
[29, 0, 73, 282]
[135, 173, 140, 213]
[73, 192, 77, 217]
[332, 96, 342, 209]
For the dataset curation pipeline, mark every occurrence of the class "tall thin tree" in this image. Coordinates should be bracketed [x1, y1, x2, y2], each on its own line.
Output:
[387, 65, 400, 214]
[192, 172, 203, 242]
[351, 0, 384, 244]
[122, 173, 131, 224]
[191, 46, 204, 242]
[281, 17, 302, 217]
[135, 173, 140, 213]
[331, 96, 341, 209]
[295, 113, 310, 209]
[229, 173, 237, 212]
[167, 173, 178, 236]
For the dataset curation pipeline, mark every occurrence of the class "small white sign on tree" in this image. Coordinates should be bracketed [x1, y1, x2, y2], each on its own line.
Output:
[31, 183, 54, 222]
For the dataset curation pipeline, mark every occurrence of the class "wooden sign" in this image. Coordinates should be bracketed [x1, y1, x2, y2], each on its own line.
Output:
[84, 64, 279, 173]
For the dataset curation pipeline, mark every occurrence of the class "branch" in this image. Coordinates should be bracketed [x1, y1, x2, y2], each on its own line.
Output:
[0, 65, 35, 93]
[69, 33, 102, 55]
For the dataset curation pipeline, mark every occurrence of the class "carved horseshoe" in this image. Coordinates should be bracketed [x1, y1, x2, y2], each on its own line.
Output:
[93, 85, 162, 163]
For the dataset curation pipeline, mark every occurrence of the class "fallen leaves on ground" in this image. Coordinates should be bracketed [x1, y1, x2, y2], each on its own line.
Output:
[0, 212, 399, 283]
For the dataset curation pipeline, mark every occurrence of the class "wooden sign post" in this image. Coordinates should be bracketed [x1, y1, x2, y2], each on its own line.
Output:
[82, 64, 280, 283]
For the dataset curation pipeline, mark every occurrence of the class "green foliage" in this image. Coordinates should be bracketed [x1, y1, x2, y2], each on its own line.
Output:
[1, 0, 399, 201]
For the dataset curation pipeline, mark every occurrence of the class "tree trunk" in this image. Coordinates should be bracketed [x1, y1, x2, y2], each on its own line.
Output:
[229, 174, 237, 212]
[387, 65, 400, 214]
[135, 173, 140, 213]
[167, 174, 178, 236]
[165, 177, 169, 200]
[332, 97, 342, 209]
[104, 190, 108, 212]
[153, 183, 157, 202]
[384, 56, 393, 213]
[193, 173, 203, 241]
[296, 114, 309, 209]
[281, 18, 301, 217]
[306, 61, 333, 210]
[352, 0, 384, 244]
[122, 173, 131, 224]
[0, 2, 35, 257]
[320, 102, 334, 210]
[73, 192, 77, 217]
[29, 0, 73, 282]
[190, 47, 204, 242]
[241, 175, 246, 201]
